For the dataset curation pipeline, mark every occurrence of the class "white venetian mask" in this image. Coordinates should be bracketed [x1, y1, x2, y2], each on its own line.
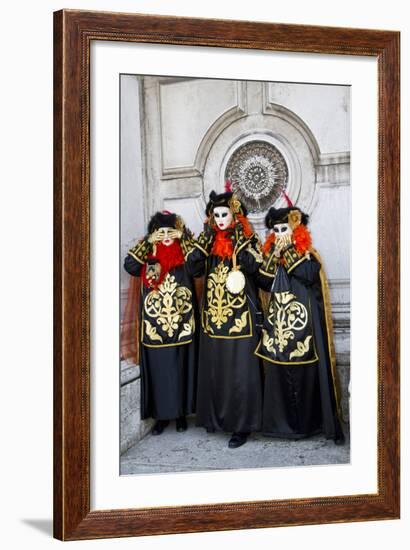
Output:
[158, 227, 175, 247]
[213, 206, 233, 230]
[272, 223, 292, 238]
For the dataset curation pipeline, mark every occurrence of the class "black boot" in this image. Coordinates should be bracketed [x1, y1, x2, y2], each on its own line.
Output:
[151, 420, 169, 435]
[206, 427, 215, 433]
[176, 416, 187, 432]
[228, 432, 249, 448]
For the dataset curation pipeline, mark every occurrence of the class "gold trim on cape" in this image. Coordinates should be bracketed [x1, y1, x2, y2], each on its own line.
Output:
[311, 247, 344, 422]
[254, 341, 319, 365]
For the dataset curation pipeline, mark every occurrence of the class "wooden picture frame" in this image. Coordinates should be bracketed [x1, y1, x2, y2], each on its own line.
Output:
[53, 9, 400, 541]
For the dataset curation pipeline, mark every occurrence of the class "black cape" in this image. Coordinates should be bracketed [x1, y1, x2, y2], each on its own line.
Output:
[186, 233, 264, 433]
[124, 255, 198, 420]
[256, 250, 344, 441]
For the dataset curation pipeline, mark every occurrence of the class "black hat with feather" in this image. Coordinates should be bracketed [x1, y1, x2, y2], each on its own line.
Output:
[265, 192, 309, 229]
[205, 180, 248, 217]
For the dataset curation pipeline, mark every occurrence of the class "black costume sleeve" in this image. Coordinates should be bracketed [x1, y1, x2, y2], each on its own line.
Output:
[123, 237, 152, 277]
[184, 247, 206, 277]
[124, 254, 144, 277]
[289, 255, 321, 286]
[194, 226, 215, 256]
[179, 227, 195, 258]
[255, 242, 278, 291]
[237, 235, 264, 275]
[282, 244, 321, 286]
[255, 270, 274, 291]
[184, 226, 215, 278]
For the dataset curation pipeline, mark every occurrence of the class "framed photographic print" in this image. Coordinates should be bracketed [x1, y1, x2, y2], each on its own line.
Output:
[54, 9, 400, 540]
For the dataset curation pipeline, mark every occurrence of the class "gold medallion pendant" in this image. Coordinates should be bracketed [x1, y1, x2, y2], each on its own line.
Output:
[226, 268, 245, 295]
[225, 247, 245, 295]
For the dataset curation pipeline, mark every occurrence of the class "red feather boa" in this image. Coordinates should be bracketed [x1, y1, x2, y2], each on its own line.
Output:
[141, 240, 185, 289]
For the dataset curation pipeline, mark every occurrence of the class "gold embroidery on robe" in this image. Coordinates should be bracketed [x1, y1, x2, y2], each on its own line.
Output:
[246, 241, 263, 263]
[311, 248, 344, 420]
[229, 310, 249, 335]
[178, 315, 195, 341]
[262, 328, 276, 354]
[143, 320, 164, 343]
[144, 273, 193, 338]
[289, 335, 313, 359]
[267, 291, 309, 352]
[206, 262, 247, 330]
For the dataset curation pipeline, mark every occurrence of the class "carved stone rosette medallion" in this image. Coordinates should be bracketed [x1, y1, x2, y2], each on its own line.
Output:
[225, 140, 288, 213]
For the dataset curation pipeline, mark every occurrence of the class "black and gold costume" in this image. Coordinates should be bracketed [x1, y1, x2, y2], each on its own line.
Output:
[256, 206, 344, 443]
[124, 213, 198, 421]
[184, 192, 264, 434]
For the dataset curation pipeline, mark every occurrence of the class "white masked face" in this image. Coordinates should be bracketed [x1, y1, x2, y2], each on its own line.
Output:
[272, 223, 292, 238]
[213, 206, 233, 230]
[159, 227, 175, 247]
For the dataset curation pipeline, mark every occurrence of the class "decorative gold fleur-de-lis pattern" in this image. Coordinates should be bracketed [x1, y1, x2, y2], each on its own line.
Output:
[143, 273, 193, 345]
[255, 290, 317, 365]
[267, 291, 308, 352]
[206, 262, 247, 332]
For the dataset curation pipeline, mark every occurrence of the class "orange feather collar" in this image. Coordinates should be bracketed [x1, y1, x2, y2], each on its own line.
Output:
[262, 224, 312, 256]
[210, 214, 254, 259]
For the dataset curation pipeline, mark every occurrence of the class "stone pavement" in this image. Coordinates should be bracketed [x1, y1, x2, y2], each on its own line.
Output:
[120, 416, 350, 475]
